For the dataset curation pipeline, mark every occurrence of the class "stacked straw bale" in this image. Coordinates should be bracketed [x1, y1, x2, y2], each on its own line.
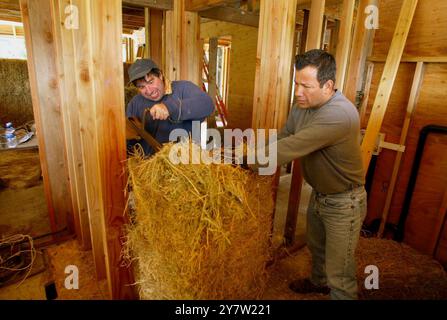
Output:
[124, 142, 274, 299]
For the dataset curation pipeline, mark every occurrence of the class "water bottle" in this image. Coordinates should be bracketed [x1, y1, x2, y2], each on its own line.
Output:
[5, 122, 15, 135]
[5, 132, 18, 148]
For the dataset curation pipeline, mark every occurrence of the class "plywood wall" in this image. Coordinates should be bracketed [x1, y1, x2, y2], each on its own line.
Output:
[201, 20, 258, 129]
[360, 0, 447, 266]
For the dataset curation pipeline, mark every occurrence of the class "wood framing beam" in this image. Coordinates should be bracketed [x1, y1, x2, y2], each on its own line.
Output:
[252, 0, 297, 130]
[367, 56, 447, 63]
[361, 0, 419, 173]
[20, 0, 75, 241]
[144, 7, 150, 58]
[377, 62, 425, 238]
[123, 0, 234, 11]
[165, 0, 200, 84]
[328, 18, 339, 55]
[305, 0, 325, 50]
[344, 0, 377, 103]
[149, 8, 163, 65]
[334, 0, 355, 91]
[207, 37, 218, 127]
[359, 62, 374, 127]
[22, 0, 135, 299]
[186, 0, 233, 11]
[199, 6, 259, 28]
[284, 159, 303, 245]
[299, 9, 309, 54]
[123, 0, 172, 10]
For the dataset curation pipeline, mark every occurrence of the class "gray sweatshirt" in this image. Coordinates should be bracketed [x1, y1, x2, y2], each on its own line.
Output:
[276, 90, 364, 194]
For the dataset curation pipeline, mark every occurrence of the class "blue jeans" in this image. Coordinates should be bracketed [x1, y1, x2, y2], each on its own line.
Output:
[306, 186, 367, 300]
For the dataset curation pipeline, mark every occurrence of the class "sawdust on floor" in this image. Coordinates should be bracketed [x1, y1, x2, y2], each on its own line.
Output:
[45, 240, 109, 300]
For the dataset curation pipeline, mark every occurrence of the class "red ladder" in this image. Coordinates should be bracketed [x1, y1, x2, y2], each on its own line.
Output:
[202, 52, 228, 127]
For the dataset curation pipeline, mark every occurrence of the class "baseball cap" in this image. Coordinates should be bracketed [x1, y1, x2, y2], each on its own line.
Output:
[127, 59, 159, 85]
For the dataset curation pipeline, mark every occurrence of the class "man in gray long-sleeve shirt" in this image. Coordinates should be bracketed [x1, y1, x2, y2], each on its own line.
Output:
[271, 50, 366, 299]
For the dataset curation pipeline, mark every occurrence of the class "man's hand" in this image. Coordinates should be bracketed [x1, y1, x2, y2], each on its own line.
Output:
[150, 103, 170, 120]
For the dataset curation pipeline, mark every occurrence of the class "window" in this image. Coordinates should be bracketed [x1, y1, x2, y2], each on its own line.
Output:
[0, 21, 26, 60]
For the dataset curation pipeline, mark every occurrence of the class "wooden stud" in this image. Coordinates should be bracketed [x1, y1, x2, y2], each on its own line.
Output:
[367, 56, 447, 63]
[299, 9, 309, 54]
[144, 7, 150, 58]
[165, 0, 200, 84]
[186, 0, 231, 11]
[284, 159, 303, 245]
[52, 0, 91, 250]
[328, 18, 339, 55]
[335, 0, 355, 91]
[305, 0, 325, 51]
[207, 37, 218, 127]
[20, 0, 75, 239]
[24, 0, 136, 299]
[344, 0, 377, 103]
[149, 9, 163, 65]
[377, 62, 425, 238]
[199, 6, 259, 27]
[360, 0, 419, 173]
[359, 62, 374, 128]
[320, 15, 327, 49]
[123, 0, 173, 11]
[252, 0, 297, 130]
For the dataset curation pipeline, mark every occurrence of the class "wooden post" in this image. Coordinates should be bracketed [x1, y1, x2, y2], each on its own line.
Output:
[144, 8, 163, 64]
[335, 0, 355, 91]
[207, 37, 218, 127]
[305, 0, 325, 51]
[252, 0, 297, 130]
[22, 0, 136, 299]
[377, 62, 425, 238]
[359, 62, 374, 128]
[320, 15, 327, 49]
[164, 0, 200, 84]
[361, 0, 419, 173]
[328, 19, 340, 55]
[344, 0, 378, 104]
[144, 7, 150, 58]
[149, 9, 164, 65]
[284, 159, 303, 245]
[299, 9, 309, 54]
[52, 0, 91, 250]
[20, 0, 75, 240]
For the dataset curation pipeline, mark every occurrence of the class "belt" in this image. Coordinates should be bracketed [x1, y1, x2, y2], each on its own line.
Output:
[316, 184, 364, 197]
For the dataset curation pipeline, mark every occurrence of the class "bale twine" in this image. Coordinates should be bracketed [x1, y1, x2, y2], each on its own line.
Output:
[124, 142, 274, 300]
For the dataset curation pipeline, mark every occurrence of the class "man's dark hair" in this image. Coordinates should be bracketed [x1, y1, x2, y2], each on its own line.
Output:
[295, 49, 336, 88]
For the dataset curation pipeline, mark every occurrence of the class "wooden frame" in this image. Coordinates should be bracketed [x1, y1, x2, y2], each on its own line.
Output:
[377, 62, 425, 237]
[361, 0, 419, 172]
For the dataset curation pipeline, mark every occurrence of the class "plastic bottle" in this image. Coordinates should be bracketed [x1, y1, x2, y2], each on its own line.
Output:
[5, 132, 18, 148]
[5, 122, 15, 135]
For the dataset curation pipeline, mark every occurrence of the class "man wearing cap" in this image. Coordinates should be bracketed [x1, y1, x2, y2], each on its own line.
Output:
[126, 58, 214, 155]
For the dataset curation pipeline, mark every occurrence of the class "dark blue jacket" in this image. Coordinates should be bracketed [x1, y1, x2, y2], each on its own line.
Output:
[126, 80, 214, 155]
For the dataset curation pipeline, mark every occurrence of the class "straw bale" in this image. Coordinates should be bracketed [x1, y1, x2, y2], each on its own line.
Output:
[0, 59, 33, 127]
[124, 142, 274, 300]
